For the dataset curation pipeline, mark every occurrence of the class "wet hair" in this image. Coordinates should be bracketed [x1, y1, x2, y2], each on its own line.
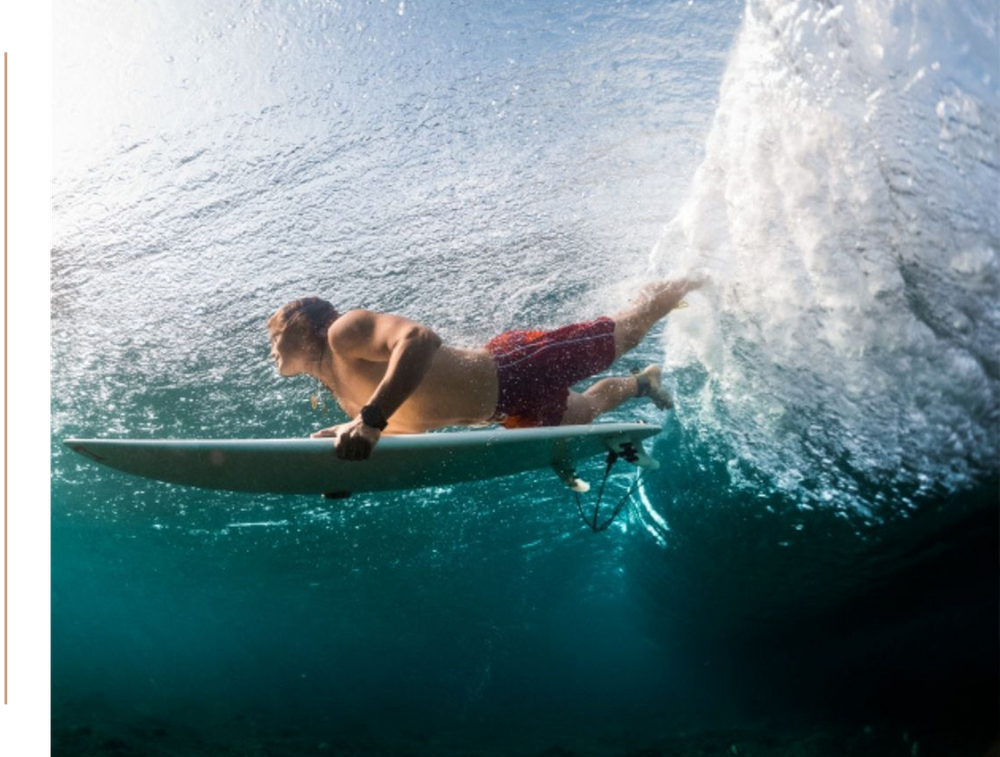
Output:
[267, 297, 339, 356]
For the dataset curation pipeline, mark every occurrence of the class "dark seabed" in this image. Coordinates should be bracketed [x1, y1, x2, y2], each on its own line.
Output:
[52, 0, 998, 754]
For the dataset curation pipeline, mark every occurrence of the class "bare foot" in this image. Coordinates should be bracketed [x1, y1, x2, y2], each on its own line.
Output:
[638, 273, 708, 311]
[676, 270, 710, 295]
[632, 365, 674, 410]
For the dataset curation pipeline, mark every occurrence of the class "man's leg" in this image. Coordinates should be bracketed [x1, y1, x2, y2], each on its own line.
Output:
[560, 366, 671, 425]
[610, 275, 705, 359]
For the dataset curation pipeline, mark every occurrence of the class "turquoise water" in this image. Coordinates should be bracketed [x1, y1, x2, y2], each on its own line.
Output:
[52, 1, 998, 755]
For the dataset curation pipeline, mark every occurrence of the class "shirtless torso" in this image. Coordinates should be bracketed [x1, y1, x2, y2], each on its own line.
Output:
[322, 343, 499, 434]
[269, 307, 500, 444]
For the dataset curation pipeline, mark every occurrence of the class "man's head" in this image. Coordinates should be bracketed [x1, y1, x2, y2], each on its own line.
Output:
[267, 297, 339, 376]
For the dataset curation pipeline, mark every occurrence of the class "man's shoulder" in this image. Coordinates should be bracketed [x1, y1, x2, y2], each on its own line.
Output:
[331, 308, 402, 329]
[328, 309, 405, 348]
[328, 309, 376, 341]
[328, 309, 444, 363]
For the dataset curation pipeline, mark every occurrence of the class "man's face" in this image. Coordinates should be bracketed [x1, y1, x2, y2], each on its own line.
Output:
[270, 331, 307, 376]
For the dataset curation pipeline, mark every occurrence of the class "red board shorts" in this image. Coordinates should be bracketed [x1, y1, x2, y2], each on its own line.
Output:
[484, 316, 617, 428]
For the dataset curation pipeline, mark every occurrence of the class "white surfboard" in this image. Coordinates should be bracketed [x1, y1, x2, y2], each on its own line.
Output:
[64, 423, 661, 497]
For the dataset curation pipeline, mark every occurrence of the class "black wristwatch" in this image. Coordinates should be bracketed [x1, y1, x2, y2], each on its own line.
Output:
[360, 404, 389, 431]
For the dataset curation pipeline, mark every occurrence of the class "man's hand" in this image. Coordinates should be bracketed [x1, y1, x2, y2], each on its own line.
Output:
[311, 417, 382, 461]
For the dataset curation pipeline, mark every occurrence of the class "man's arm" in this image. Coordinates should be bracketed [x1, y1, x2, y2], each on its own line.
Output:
[311, 310, 442, 458]
[331, 309, 443, 420]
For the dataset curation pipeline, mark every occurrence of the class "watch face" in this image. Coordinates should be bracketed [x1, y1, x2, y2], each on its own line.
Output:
[362, 405, 387, 429]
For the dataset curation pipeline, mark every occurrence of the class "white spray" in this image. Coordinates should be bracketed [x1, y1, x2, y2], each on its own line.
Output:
[653, 0, 999, 516]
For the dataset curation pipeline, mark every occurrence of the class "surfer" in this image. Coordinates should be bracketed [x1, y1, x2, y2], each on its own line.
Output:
[268, 275, 706, 460]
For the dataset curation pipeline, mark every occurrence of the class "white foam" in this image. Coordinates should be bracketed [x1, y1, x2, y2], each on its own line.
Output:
[652, 0, 999, 515]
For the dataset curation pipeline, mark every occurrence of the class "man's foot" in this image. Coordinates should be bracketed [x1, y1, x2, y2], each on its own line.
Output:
[637, 272, 708, 312]
[632, 365, 674, 410]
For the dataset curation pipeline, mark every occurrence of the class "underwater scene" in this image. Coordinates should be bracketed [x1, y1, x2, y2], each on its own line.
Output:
[52, 0, 997, 755]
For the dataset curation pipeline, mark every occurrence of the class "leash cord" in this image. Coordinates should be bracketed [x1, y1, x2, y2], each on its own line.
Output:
[572, 451, 646, 532]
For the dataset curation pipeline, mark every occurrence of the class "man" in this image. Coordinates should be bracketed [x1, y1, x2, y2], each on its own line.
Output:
[268, 276, 705, 460]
